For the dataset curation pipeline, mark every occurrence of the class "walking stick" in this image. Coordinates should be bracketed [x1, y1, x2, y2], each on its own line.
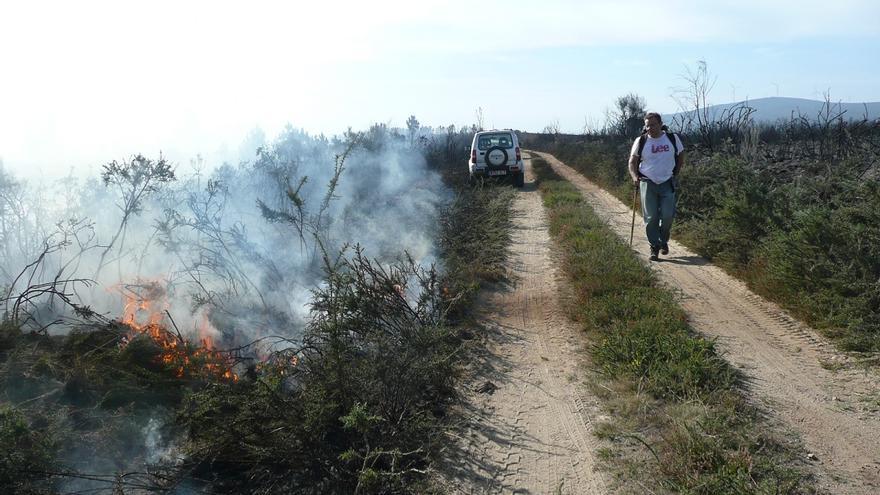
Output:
[629, 182, 638, 247]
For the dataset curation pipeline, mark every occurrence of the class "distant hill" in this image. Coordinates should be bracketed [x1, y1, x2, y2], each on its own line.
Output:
[669, 97, 880, 124]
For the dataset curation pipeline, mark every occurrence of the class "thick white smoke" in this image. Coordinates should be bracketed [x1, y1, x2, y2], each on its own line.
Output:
[1, 123, 450, 350]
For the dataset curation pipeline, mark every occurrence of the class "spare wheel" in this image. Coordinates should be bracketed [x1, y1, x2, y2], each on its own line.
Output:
[485, 146, 508, 167]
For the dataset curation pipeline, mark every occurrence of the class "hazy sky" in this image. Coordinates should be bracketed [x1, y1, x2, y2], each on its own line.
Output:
[2, 0, 878, 178]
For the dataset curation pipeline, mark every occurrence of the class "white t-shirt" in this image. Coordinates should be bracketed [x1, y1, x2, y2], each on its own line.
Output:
[630, 133, 684, 184]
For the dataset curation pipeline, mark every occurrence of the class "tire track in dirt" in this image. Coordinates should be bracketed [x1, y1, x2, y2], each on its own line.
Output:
[533, 150, 880, 494]
[436, 157, 609, 494]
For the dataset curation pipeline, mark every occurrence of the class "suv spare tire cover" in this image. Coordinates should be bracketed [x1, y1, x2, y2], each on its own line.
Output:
[485, 146, 508, 167]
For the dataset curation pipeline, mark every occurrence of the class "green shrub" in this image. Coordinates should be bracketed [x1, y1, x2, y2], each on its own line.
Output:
[760, 197, 880, 351]
[0, 405, 58, 492]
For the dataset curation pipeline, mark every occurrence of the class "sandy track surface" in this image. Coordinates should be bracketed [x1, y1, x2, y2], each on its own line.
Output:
[533, 150, 880, 494]
[436, 158, 609, 494]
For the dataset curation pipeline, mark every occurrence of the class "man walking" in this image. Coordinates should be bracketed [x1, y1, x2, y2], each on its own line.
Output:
[628, 112, 685, 261]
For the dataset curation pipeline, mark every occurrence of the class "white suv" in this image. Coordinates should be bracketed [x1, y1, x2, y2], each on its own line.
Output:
[468, 130, 524, 187]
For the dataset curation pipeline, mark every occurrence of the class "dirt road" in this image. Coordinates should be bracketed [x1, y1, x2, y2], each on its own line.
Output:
[533, 151, 880, 494]
[437, 158, 610, 493]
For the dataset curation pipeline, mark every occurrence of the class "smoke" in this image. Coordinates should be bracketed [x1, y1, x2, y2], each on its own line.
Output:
[1, 122, 451, 491]
[2, 123, 449, 346]
[143, 415, 179, 465]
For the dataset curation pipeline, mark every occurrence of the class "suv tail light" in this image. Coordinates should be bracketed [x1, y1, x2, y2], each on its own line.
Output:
[515, 147, 521, 161]
[471, 149, 477, 163]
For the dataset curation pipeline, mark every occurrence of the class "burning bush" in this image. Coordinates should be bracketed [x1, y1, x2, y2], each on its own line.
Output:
[0, 123, 513, 493]
[174, 246, 456, 493]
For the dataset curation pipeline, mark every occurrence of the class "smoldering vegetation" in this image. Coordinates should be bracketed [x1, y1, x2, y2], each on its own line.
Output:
[2, 124, 446, 344]
[0, 121, 515, 494]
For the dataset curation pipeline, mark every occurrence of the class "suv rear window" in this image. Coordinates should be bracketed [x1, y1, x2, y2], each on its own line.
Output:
[477, 133, 514, 150]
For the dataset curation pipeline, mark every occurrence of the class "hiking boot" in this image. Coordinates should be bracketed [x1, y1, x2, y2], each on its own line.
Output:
[649, 246, 660, 261]
[661, 243, 669, 255]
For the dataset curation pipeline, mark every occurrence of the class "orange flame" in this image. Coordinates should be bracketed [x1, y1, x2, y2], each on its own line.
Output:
[116, 281, 238, 382]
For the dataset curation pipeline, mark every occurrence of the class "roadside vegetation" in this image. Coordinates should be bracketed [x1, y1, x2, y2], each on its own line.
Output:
[0, 123, 514, 494]
[523, 70, 880, 355]
[532, 156, 815, 493]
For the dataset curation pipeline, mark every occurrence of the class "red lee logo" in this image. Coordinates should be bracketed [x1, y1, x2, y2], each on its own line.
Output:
[651, 144, 670, 153]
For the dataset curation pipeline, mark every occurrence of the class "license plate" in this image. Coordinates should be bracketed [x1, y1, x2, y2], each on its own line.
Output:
[488, 170, 507, 176]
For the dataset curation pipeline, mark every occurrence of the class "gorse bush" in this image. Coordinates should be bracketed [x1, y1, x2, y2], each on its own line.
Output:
[675, 155, 783, 265]
[679, 154, 880, 351]
[0, 251, 458, 493]
[2, 318, 187, 490]
[758, 181, 880, 351]
[177, 248, 455, 493]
